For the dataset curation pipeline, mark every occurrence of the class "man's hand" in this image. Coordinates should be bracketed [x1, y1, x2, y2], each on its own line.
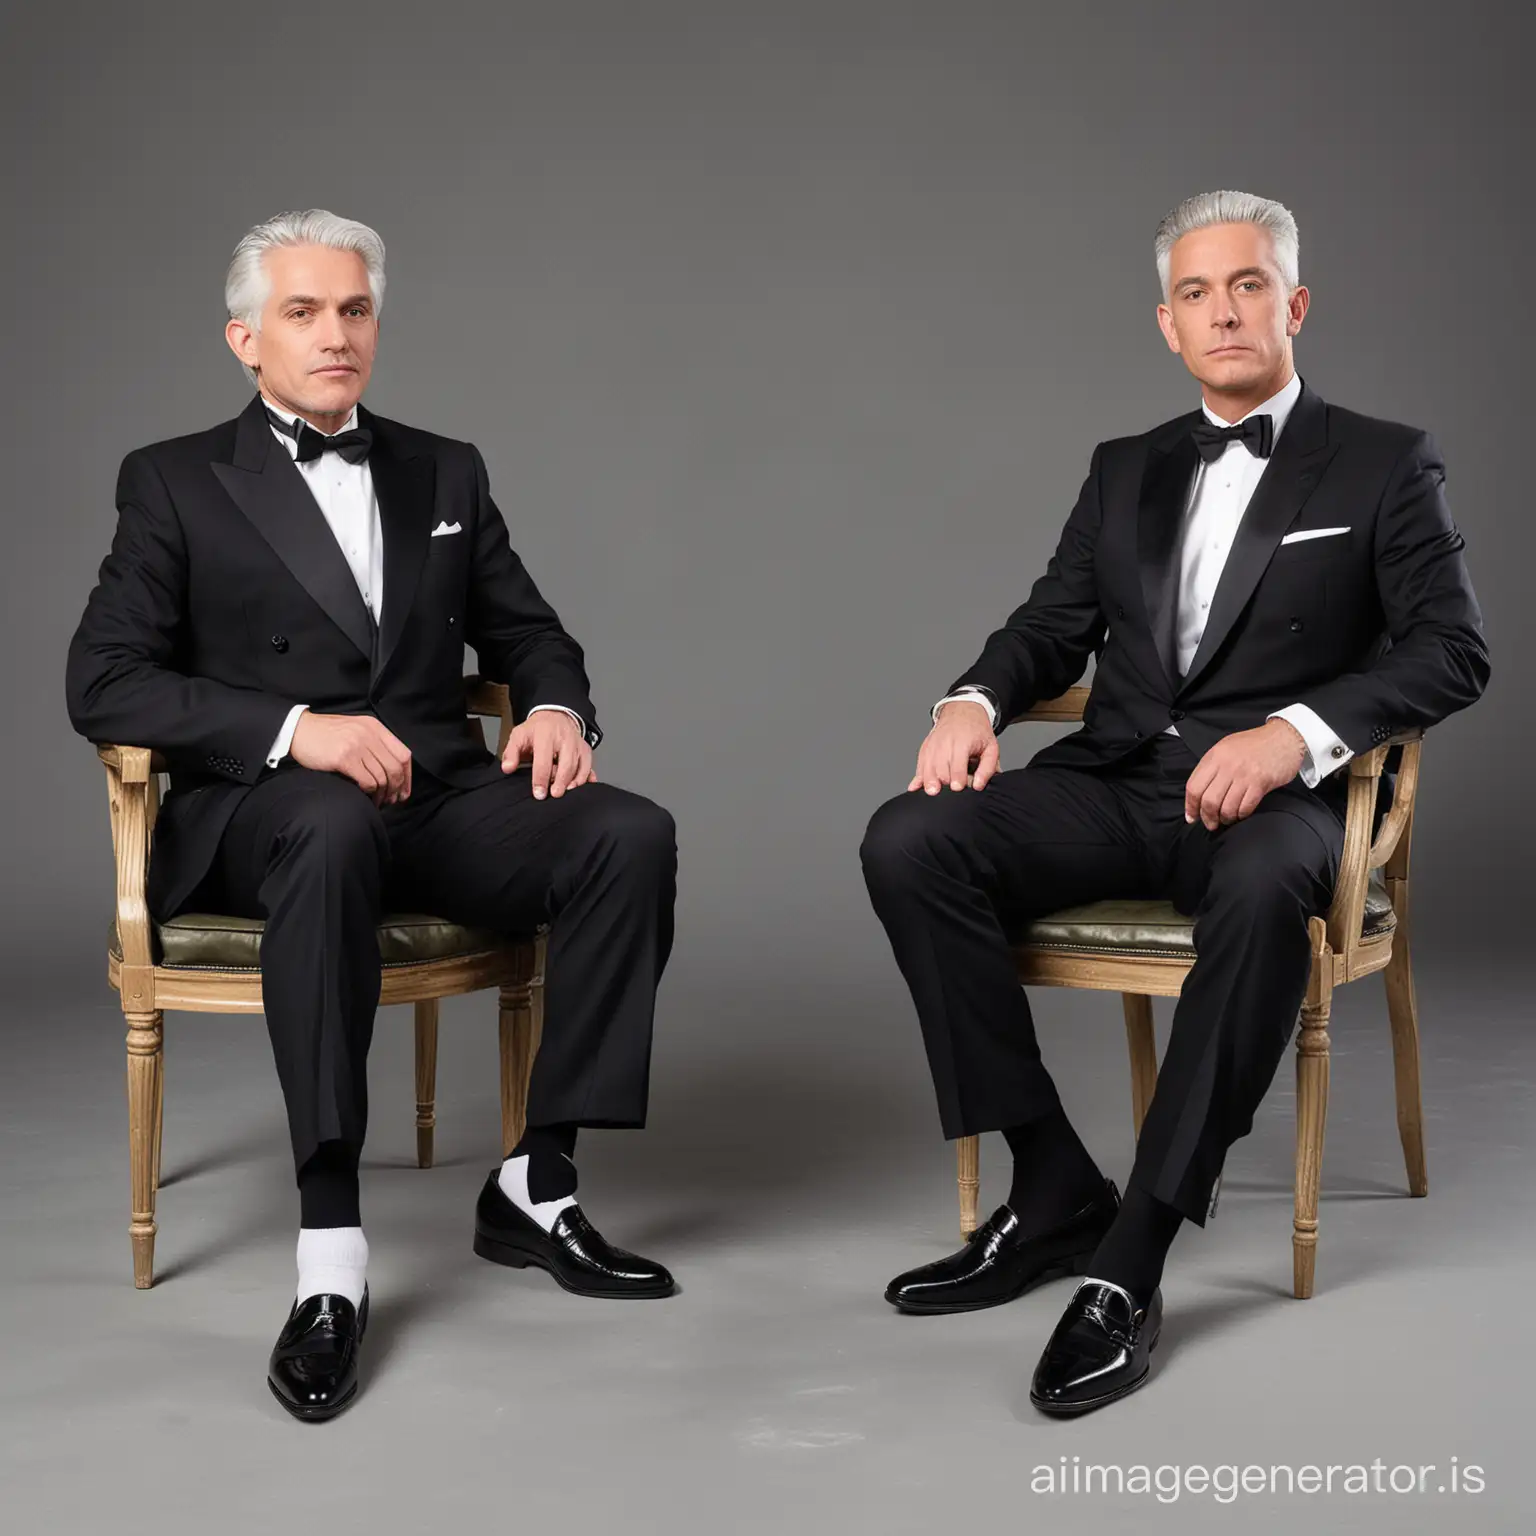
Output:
[908, 700, 1000, 795]
[1183, 718, 1308, 830]
[501, 710, 596, 800]
[290, 712, 413, 807]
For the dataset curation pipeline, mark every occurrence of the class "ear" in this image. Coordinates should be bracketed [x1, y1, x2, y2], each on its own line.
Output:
[1155, 302, 1181, 354]
[225, 316, 260, 369]
[1285, 284, 1310, 337]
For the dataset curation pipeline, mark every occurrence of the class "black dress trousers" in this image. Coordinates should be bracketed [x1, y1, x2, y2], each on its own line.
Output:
[859, 734, 1345, 1224]
[185, 765, 677, 1174]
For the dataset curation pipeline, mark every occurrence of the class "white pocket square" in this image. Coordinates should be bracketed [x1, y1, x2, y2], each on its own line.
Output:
[430, 520, 462, 537]
[1280, 526, 1350, 545]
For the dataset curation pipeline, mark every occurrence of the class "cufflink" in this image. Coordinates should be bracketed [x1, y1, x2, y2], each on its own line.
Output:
[1331, 745, 1347, 759]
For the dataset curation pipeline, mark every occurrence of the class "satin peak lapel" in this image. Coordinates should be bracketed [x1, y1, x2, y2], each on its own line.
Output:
[211, 396, 376, 660]
[367, 412, 436, 686]
[1136, 425, 1199, 693]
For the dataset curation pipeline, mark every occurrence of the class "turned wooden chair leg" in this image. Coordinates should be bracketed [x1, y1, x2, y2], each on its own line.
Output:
[497, 940, 544, 1158]
[1293, 919, 1332, 1299]
[1383, 884, 1428, 1197]
[414, 998, 440, 1169]
[1122, 993, 1158, 1139]
[957, 1135, 981, 1240]
[126, 1010, 163, 1288]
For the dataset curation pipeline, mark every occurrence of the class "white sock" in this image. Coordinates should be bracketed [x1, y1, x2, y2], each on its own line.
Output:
[296, 1226, 369, 1309]
[497, 1153, 577, 1233]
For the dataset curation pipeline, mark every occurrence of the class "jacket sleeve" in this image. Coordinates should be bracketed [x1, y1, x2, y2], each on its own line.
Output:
[65, 450, 296, 783]
[1295, 431, 1490, 750]
[946, 442, 1108, 725]
[463, 444, 600, 743]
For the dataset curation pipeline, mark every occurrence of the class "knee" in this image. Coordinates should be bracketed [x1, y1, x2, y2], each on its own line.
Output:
[859, 790, 961, 890]
[274, 777, 389, 880]
[1200, 836, 1325, 929]
[580, 789, 676, 873]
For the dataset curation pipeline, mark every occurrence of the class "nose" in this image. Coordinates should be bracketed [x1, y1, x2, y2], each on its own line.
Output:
[316, 309, 349, 352]
[1211, 293, 1238, 328]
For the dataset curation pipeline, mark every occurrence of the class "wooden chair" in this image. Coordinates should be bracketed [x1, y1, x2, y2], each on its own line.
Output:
[98, 677, 543, 1288]
[952, 685, 1427, 1299]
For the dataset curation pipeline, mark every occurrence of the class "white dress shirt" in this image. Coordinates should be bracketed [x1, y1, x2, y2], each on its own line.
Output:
[258, 398, 584, 766]
[935, 373, 1351, 788]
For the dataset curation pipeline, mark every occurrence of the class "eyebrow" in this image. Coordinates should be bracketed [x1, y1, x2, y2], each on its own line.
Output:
[279, 293, 373, 309]
[1174, 267, 1270, 292]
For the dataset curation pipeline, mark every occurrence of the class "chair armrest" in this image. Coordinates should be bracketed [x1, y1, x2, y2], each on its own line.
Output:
[464, 675, 511, 721]
[1325, 733, 1426, 971]
[1365, 734, 1423, 880]
[1010, 686, 1091, 725]
[96, 745, 157, 970]
[96, 743, 167, 778]
[463, 676, 514, 757]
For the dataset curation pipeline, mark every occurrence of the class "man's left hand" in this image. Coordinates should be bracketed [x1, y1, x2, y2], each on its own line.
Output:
[500, 711, 597, 800]
[1183, 719, 1307, 830]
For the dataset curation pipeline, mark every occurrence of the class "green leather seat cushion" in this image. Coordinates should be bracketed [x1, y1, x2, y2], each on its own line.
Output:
[1021, 871, 1395, 957]
[110, 912, 511, 970]
[113, 875, 1394, 970]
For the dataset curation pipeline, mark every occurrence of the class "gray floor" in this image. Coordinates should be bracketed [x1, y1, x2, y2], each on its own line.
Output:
[2, 960, 1531, 1535]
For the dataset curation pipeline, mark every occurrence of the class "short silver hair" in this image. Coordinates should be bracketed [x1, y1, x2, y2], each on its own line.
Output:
[1154, 190, 1299, 301]
[225, 209, 386, 384]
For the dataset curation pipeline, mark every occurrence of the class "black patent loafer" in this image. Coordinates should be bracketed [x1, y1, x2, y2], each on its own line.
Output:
[267, 1286, 368, 1423]
[885, 1180, 1120, 1314]
[1030, 1280, 1162, 1415]
[472, 1172, 675, 1298]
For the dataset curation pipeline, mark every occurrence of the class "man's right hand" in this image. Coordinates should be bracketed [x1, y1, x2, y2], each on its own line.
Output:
[290, 712, 413, 806]
[908, 700, 1000, 795]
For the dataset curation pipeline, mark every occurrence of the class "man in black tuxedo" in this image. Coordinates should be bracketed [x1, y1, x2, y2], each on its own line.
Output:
[861, 190, 1488, 1414]
[67, 210, 678, 1421]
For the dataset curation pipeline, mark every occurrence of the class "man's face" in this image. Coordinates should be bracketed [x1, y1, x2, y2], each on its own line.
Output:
[1156, 222, 1307, 404]
[225, 243, 378, 421]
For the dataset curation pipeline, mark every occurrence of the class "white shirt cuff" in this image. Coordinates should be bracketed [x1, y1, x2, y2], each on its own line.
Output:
[932, 689, 998, 730]
[1270, 703, 1352, 788]
[265, 704, 310, 768]
[527, 704, 588, 739]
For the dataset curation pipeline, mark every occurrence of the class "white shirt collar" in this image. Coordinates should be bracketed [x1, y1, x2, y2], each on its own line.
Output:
[1200, 371, 1302, 438]
[261, 395, 359, 457]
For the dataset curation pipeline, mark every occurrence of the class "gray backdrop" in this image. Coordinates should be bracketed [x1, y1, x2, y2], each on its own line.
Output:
[2, 3, 1531, 1533]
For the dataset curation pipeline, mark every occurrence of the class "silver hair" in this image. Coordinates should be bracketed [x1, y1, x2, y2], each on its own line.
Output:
[224, 209, 386, 384]
[1154, 190, 1299, 301]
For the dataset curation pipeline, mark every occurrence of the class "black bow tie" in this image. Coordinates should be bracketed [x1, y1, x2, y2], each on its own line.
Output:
[266, 407, 373, 465]
[1190, 414, 1274, 464]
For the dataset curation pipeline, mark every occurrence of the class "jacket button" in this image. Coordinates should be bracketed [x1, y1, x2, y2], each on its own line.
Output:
[1168, 707, 1185, 722]
[447, 616, 456, 628]
[271, 634, 289, 653]
[1289, 617, 1304, 632]
[1116, 605, 1126, 619]
[1133, 729, 1144, 739]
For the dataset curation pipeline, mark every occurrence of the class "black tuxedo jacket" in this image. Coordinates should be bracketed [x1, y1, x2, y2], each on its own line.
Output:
[950, 380, 1489, 773]
[67, 394, 600, 916]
